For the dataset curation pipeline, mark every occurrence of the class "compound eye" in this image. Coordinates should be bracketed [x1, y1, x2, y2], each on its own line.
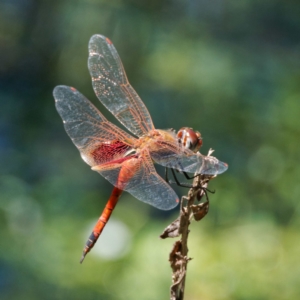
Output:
[177, 127, 202, 152]
[195, 131, 203, 150]
[177, 130, 183, 139]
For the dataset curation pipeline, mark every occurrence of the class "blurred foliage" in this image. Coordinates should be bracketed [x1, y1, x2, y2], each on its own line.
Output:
[1, 0, 300, 299]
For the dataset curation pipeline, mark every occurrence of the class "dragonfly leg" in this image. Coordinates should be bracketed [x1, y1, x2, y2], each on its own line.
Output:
[170, 168, 194, 188]
[181, 172, 215, 194]
[182, 171, 197, 180]
[165, 168, 215, 202]
[165, 167, 194, 188]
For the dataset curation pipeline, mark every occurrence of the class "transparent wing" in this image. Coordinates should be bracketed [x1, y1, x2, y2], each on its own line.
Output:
[92, 149, 179, 210]
[163, 152, 228, 175]
[149, 130, 228, 175]
[53, 85, 136, 167]
[88, 34, 154, 137]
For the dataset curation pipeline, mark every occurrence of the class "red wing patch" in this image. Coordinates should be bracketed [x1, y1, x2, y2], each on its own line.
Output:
[91, 140, 133, 165]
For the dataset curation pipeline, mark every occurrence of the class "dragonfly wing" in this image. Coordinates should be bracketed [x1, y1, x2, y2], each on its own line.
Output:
[88, 34, 155, 137]
[92, 149, 179, 210]
[53, 85, 136, 167]
[150, 136, 228, 175]
[168, 152, 228, 175]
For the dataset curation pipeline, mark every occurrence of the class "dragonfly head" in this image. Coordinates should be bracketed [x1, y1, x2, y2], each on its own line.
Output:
[177, 127, 202, 152]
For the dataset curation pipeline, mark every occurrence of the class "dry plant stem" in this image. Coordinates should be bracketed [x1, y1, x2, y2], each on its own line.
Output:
[161, 174, 212, 300]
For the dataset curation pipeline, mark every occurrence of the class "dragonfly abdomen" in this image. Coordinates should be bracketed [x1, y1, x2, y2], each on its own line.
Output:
[80, 187, 123, 263]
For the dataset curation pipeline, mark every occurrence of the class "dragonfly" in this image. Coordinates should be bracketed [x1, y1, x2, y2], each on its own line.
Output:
[53, 34, 228, 263]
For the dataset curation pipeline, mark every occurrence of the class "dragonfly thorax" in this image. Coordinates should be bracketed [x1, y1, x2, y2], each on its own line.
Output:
[177, 127, 202, 152]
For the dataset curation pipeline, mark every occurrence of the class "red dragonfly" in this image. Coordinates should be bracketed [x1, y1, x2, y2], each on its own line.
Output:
[53, 35, 228, 263]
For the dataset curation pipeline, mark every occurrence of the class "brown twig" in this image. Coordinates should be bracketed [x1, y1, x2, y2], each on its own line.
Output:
[160, 151, 216, 300]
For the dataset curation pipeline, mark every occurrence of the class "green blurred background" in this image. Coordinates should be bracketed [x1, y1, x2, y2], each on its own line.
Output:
[1, 0, 300, 299]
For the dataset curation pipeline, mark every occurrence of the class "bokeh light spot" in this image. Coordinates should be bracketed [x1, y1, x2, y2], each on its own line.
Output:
[247, 145, 285, 183]
[82, 217, 132, 261]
